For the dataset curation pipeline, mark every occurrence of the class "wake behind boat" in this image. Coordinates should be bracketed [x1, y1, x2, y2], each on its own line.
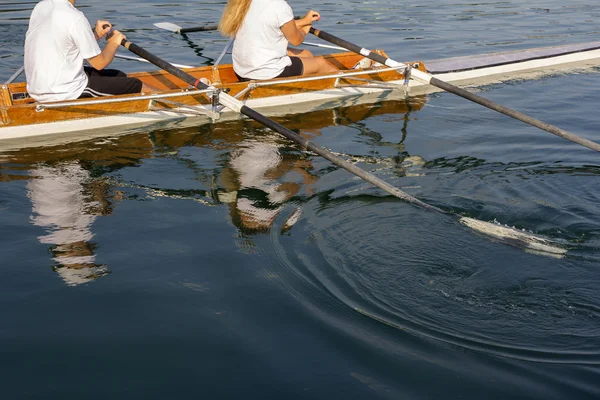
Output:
[2, 40, 600, 144]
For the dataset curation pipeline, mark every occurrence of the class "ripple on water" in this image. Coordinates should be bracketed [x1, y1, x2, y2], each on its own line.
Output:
[266, 195, 600, 365]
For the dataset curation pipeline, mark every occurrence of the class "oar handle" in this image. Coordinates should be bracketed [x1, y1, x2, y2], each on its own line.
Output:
[104, 28, 129, 48]
[309, 28, 390, 66]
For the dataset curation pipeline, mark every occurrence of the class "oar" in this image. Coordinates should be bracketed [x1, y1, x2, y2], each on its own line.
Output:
[154, 15, 314, 36]
[113, 33, 566, 256]
[154, 21, 345, 52]
[154, 22, 218, 34]
[4, 66, 24, 84]
[310, 28, 600, 153]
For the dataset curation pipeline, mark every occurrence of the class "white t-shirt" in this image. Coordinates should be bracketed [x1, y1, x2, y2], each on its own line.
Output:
[232, 0, 295, 80]
[24, 0, 101, 103]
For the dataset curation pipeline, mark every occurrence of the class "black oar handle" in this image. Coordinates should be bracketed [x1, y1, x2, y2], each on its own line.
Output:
[105, 28, 132, 48]
[123, 41, 207, 88]
[310, 28, 390, 66]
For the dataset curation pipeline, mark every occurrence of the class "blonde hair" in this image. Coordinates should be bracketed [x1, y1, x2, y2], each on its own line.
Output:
[219, 0, 252, 37]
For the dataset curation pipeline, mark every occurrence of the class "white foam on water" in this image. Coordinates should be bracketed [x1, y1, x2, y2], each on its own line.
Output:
[459, 217, 567, 258]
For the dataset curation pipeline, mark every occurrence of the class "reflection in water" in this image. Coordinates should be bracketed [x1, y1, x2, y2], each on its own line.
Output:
[179, 33, 215, 64]
[6, 134, 154, 286]
[218, 135, 316, 234]
[6, 97, 425, 283]
[27, 162, 110, 286]
[142, 96, 426, 237]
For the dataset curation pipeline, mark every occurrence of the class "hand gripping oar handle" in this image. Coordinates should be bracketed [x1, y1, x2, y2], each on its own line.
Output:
[310, 28, 600, 153]
[114, 36, 445, 214]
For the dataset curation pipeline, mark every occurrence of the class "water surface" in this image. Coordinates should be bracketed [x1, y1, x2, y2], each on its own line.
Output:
[1, 1, 600, 398]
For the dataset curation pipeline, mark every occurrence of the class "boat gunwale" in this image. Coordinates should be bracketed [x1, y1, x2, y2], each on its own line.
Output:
[426, 41, 600, 74]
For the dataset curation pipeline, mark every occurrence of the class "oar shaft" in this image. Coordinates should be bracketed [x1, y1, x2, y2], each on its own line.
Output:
[4, 66, 24, 85]
[429, 77, 600, 152]
[310, 28, 389, 65]
[180, 25, 218, 33]
[310, 28, 600, 153]
[240, 106, 442, 212]
[120, 38, 443, 213]
[121, 39, 198, 87]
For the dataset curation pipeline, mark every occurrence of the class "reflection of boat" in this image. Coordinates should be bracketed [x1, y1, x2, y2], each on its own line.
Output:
[0, 96, 433, 285]
[1, 42, 599, 143]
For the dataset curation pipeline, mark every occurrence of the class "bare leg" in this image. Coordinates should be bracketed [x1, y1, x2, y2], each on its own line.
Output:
[287, 47, 337, 76]
[299, 56, 337, 76]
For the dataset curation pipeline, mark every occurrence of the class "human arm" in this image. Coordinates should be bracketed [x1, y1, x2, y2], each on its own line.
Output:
[295, 10, 320, 29]
[86, 30, 126, 70]
[280, 10, 320, 46]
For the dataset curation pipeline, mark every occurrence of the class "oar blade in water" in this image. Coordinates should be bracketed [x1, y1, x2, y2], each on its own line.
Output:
[459, 217, 567, 258]
[154, 22, 182, 33]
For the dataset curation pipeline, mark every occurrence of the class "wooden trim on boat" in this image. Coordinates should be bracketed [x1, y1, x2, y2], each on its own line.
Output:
[0, 51, 413, 129]
[0, 84, 12, 108]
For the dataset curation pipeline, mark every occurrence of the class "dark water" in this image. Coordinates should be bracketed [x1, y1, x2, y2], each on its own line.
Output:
[2, 1, 600, 399]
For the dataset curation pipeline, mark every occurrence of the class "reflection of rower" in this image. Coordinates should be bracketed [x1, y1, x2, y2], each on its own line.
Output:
[148, 97, 427, 232]
[27, 162, 109, 286]
[217, 133, 317, 233]
[8, 133, 154, 286]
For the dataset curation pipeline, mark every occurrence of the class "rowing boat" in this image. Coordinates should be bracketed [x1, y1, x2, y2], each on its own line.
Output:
[1, 41, 600, 146]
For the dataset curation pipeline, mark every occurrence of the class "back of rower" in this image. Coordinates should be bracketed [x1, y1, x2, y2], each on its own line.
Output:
[24, 0, 142, 103]
[219, 0, 337, 81]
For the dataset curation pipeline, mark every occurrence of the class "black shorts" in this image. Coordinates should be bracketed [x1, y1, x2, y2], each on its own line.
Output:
[235, 56, 304, 82]
[79, 67, 143, 98]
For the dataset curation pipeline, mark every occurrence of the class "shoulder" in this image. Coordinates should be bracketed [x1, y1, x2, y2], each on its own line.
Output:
[67, 11, 92, 33]
[269, 0, 294, 19]
[50, 0, 88, 23]
[271, 0, 292, 10]
[66, 3, 87, 19]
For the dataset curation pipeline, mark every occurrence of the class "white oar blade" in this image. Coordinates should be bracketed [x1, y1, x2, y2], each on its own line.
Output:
[459, 217, 567, 258]
[154, 22, 182, 33]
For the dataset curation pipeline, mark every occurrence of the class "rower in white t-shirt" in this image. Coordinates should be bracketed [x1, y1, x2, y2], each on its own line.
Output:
[219, 0, 338, 81]
[24, 0, 142, 103]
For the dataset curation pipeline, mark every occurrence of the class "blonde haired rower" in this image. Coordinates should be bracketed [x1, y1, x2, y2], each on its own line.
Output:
[219, 0, 337, 81]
